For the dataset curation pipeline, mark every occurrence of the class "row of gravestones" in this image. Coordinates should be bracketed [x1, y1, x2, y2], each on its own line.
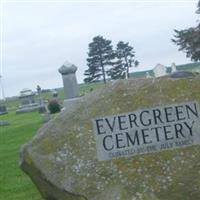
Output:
[16, 61, 79, 114]
[0, 60, 79, 127]
[0, 61, 78, 127]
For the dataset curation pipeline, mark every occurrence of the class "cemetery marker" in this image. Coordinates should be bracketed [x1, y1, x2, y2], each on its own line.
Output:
[93, 101, 200, 161]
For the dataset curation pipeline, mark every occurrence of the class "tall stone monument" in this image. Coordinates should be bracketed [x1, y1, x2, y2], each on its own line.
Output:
[58, 61, 82, 111]
[58, 61, 79, 99]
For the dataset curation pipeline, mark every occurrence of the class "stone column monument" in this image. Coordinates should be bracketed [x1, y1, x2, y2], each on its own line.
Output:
[58, 61, 82, 110]
[58, 61, 79, 99]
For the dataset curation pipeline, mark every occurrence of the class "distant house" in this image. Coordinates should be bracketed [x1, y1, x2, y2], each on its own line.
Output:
[146, 72, 151, 78]
[153, 63, 178, 77]
[130, 62, 200, 79]
[153, 64, 167, 77]
[171, 62, 177, 73]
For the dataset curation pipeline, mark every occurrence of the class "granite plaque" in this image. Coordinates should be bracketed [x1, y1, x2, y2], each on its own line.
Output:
[93, 101, 200, 161]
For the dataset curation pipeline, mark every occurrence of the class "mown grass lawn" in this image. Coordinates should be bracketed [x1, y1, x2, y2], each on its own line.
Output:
[0, 82, 105, 200]
[0, 111, 44, 200]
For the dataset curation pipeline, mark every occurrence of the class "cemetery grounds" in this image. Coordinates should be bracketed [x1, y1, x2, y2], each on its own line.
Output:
[0, 83, 103, 200]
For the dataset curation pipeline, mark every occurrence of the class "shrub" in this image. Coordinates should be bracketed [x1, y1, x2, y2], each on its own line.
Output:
[48, 99, 61, 114]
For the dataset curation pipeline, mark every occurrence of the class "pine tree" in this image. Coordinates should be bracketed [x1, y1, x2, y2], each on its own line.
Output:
[108, 59, 125, 80]
[83, 70, 92, 83]
[109, 41, 139, 79]
[172, 1, 200, 61]
[84, 36, 114, 84]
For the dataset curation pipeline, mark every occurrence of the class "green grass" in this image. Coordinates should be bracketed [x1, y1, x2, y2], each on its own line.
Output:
[0, 111, 44, 200]
[1, 79, 200, 199]
[0, 82, 104, 200]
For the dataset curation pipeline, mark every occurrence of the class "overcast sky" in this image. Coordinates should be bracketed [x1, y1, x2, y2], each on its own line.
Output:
[0, 0, 199, 98]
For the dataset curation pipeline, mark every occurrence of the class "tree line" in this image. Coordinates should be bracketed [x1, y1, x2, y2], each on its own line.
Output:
[84, 36, 139, 84]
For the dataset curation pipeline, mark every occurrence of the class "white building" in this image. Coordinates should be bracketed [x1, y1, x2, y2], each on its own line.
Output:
[153, 64, 167, 77]
[146, 72, 151, 78]
[171, 62, 177, 73]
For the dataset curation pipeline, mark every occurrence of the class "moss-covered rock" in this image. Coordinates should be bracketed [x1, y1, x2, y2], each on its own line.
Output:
[20, 76, 200, 200]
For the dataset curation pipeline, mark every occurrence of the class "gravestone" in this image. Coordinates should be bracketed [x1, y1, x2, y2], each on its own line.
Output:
[0, 105, 8, 115]
[58, 61, 79, 99]
[52, 90, 58, 98]
[58, 61, 83, 112]
[16, 88, 40, 114]
[37, 86, 47, 114]
[20, 76, 200, 200]
[0, 120, 10, 126]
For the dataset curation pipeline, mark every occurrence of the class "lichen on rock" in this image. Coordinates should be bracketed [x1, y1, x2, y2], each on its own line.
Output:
[20, 76, 200, 200]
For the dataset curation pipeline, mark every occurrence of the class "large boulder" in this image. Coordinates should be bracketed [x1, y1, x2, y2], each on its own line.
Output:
[20, 76, 200, 200]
